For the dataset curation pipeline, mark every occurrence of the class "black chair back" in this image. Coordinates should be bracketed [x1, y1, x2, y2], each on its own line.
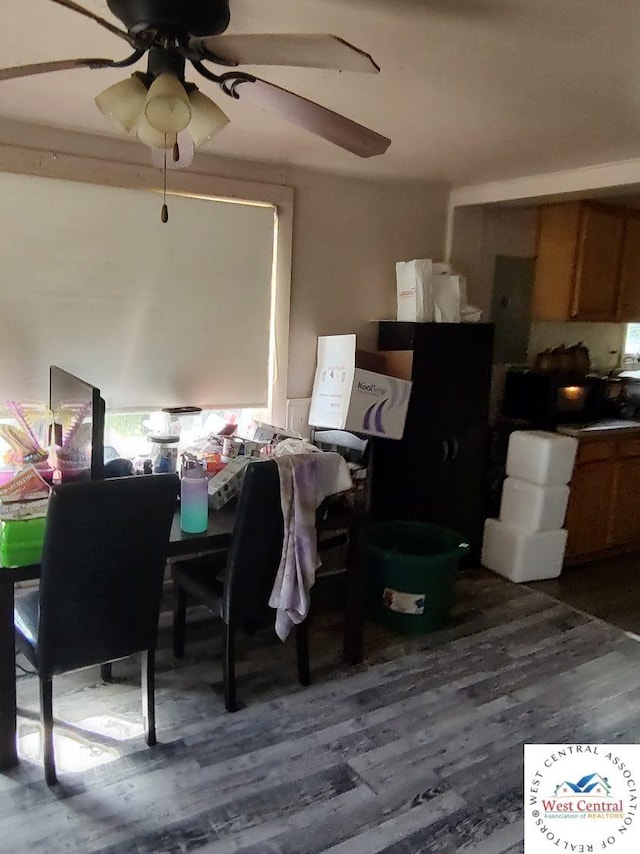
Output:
[223, 460, 284, 626]
[37, 474, 179, 677]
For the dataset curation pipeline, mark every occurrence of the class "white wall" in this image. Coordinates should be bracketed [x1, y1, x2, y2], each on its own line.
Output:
[0, 119, 449, 402]
[448, 199, 627, 374]
[287, 170, 448, 396]
[449, 204, 538, 422]
[447, 159, 640, 326]
[449, 205, 538, 318]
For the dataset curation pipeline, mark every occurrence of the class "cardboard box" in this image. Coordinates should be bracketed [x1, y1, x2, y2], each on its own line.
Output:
[499, 477, 570, 533]
[207, 456, 253, 510]
[247, 421, 301, 444]
[309, 335, 412, 440]
[0, 466, 51, 521]
[482, 518, 567, 583]
[0, 466, 50, 503]
[506, 430, 578, 486]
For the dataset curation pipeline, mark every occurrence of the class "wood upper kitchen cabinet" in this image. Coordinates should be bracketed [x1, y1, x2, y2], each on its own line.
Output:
[616, 211, 640, 321]
[533, 201, 626, 322]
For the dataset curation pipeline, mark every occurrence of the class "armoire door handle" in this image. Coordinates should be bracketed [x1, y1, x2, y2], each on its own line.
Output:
[441, 440, 449, 462]
[451, 438, 460, 460]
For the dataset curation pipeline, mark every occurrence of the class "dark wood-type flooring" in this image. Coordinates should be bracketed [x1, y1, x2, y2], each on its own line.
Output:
[3, 570, 640, 853]
[532, 551, 640, 635]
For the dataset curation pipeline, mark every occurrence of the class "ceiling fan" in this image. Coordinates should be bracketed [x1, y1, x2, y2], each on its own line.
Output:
[0, 0, 391, 161]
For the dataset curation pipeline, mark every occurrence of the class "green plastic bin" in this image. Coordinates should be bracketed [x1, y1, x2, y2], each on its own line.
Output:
[0, 517, 47, 567]
[366, 520, 470, 634]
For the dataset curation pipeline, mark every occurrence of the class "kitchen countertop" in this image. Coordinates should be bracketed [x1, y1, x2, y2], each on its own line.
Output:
[557, 419, 640, 438]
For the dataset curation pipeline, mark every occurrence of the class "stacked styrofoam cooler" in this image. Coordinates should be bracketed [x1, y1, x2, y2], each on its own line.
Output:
[482, 430, 579, 582]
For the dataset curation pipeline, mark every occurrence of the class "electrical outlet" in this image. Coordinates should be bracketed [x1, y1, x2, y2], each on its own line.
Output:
[286, 398, 312, 439]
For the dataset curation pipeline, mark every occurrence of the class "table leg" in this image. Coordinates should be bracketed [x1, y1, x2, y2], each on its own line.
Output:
[343, 520, 365, 665]
[0, 577, 18, 770]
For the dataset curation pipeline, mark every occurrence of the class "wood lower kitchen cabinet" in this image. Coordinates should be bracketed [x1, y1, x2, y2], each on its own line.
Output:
[565, 431, 640, 562]
[610, 458, 640, 545]
[565, 460, 615, 558]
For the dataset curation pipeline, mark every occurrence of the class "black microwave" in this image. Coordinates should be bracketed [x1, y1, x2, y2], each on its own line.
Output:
[502, 370, 603, 426]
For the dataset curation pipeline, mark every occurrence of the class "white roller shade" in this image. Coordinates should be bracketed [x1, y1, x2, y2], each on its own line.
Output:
[0, 172, 275, 410]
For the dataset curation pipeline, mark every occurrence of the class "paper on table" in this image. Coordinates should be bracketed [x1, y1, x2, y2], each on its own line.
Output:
[0, 465, 50, 503]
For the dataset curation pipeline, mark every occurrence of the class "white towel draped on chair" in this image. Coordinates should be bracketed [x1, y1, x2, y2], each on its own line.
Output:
[269, 452, 352, 640]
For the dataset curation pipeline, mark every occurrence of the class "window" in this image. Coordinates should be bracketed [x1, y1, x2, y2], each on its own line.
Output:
[0, 404, 270, 474]
[0, 166, 293, 426]
[104, 406, 268, 461]
[624, 323, 640, 364]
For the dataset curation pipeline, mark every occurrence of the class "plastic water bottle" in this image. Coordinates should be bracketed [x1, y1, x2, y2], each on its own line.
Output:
[180, 460, 208, 533]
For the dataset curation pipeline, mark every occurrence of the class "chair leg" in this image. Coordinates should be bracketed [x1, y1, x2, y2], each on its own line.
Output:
[141, 648, 156, 747]
[173, 582, 187, 659]
[222, 623, 238, 713]
[100, 663, 113, 683]
[296, 619, 311, 687]
[40, 677, 57, 786]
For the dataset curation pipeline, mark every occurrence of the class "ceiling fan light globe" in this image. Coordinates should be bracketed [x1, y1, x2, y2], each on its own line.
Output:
[136, 114, 177, 149]
[95, 75, 147, 134]
[144, 73, 192, 134]
[188, 90, 230, 147]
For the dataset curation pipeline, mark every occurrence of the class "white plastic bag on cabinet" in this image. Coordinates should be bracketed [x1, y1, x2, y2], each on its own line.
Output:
[432, 274, 461, 323]
[458, 274, 483, 322]
[396, 259, 433, 322]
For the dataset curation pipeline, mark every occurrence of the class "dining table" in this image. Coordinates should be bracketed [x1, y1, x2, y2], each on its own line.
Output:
[0, 504, 366, 771]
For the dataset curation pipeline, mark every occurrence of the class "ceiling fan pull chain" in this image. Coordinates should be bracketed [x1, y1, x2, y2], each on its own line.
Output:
[173, 140, 180, 162]
[161, 138, 169, 224]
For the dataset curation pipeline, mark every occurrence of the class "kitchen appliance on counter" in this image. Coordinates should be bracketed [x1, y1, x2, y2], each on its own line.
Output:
[532, 343, 591, 376]
[601, 376, 640, 420]
[501, 369, 604, 428]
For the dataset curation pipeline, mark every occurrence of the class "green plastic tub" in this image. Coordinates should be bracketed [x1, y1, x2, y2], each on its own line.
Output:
[366, 520, 470, 634]
[0, 517, 47, 567]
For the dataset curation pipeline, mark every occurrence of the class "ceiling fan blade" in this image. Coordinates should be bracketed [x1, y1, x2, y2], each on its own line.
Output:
[47, 0, 134, 45]
[328, 0, 508, 18]
[0, 58, 117, 82]
[234, 77, 390, 157]
[192, 34, 380, 73]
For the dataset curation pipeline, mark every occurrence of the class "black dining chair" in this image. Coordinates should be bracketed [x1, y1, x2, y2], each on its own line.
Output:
[14, 474, 179, 785]
[171, 458, 310, 713]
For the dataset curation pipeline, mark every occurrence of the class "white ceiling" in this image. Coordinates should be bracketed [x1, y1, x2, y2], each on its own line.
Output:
[1, 0, 640, 185]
